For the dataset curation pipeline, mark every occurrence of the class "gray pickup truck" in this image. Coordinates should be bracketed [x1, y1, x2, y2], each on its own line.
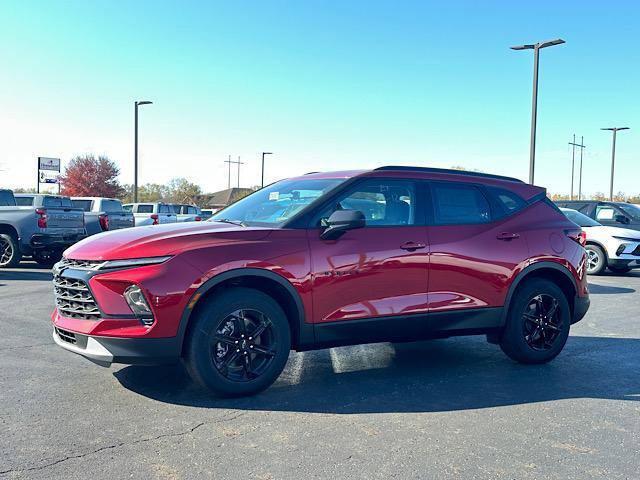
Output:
[70, 197, 135, 235]
[0, 191, 86, 267]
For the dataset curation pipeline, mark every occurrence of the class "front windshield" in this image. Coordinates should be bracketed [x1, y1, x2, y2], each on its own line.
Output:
[210, 178, 344, 227]
[618, 203, 640, 220]
[562, 208, 601, 227]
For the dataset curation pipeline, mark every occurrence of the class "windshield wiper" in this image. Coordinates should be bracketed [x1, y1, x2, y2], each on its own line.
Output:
[214, 218, 247, 227]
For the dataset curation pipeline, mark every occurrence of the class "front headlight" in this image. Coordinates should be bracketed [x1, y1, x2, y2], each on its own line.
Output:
[100, 256, 172, 270]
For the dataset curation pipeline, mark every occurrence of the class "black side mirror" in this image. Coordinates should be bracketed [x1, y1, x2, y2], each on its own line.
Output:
[614, 214, 630, 225]
[320, 209, 366, 240]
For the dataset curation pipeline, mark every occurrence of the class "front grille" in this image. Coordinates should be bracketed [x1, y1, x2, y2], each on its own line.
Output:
[53, 274, 101, 320]
[55, 327, 77, 344]
[57, 258, 105, 271]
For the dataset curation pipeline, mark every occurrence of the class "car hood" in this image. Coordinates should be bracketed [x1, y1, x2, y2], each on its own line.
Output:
[584, 225, 640, 240]
[64, 221, 273, 260]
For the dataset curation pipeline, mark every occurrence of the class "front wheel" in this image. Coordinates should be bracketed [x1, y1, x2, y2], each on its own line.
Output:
[184, 287, 291, 397]
[500, 279, 570, 364]
[585, 244, 606, 275]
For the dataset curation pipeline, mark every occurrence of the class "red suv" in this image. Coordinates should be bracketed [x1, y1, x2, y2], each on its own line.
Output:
[52, 167, 590, 396]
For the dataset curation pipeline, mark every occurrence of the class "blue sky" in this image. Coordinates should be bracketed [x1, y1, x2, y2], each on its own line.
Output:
[0, 0, 638, 195]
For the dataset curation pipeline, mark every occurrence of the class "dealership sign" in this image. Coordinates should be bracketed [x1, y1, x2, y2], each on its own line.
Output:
[37, 157, 61, 191]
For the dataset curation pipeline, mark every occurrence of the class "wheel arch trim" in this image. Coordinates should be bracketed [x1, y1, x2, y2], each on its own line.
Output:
[501, 261, 578, 323]
[176, 267, 311, 351]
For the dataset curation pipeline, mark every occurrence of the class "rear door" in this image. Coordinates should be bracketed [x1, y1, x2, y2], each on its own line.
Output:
[425, 182, 529, 315]
[158, 204, 177, 223]
[308, 178, 429, 324]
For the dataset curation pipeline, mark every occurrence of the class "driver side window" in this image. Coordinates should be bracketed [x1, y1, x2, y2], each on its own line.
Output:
[320, 179, 417, 227]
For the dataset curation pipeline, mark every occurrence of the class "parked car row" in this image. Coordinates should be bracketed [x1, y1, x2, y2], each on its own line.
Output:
[0, 189, 207, 268]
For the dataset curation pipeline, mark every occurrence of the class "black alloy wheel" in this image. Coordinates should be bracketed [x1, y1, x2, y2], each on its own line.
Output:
[211, 309, 277, 382]
[522, 294, 563, 351]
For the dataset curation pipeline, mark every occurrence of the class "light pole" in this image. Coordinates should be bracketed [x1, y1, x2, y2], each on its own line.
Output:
[511, 38, 565, 184]
[134, 100, 153, 203]
[601, 127, 630, 201]
[261, 152, 272, 188]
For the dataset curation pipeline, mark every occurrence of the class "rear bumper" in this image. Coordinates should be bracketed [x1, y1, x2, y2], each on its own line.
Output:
[572, 296, 590, 324]
[53, 327, 181, 367]
[30, 233, 86, 250]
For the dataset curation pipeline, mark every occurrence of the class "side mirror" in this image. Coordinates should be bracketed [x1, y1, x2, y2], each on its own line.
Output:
[320, 209, 365, 240]
[614, 214, 630, 225]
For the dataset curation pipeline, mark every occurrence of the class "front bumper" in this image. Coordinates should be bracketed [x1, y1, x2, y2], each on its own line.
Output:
[53, 327, 181, 367]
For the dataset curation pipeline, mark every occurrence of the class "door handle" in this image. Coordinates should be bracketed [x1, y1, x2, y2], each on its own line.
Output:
[400, 242, 426, 252]
[496, 232, 520, 241]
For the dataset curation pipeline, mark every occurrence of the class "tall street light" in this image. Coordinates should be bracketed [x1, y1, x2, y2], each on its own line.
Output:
[511, 38, 565, 184]
[134, 100, 153, 202]
[601, 127, 630, 201]
[261, 152, 273, 188]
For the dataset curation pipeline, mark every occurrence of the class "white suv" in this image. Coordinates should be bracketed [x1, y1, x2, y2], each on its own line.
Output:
[562, 208, 640, 275]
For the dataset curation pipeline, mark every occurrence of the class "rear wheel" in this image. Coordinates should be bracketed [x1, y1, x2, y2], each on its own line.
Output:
[184, 287, 291, 397]
[500, 279, 570, 364]
[585, 244, 606, 275]
[0, 233, 22, 268]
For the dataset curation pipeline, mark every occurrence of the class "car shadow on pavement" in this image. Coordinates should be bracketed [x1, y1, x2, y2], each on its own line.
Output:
[114, 335, 640, 414]
[587, 283, 635, 294]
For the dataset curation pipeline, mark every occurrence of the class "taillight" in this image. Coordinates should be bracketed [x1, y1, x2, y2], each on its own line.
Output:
[195, 216, 202, 221]
[35, 208, 47, 228]
[98, 214, 109, 231]
[566, 228, 586, 247]
[150, 214, 159, 225]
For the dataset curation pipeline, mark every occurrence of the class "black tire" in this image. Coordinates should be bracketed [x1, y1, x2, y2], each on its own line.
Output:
[0, 233, 22, 268]
[585, 244, 606, 275]
[184, 287, 291, 397]
[608, 265, 632, 274]
[500, 279, 570, 364]
[33, 250, 62, 268]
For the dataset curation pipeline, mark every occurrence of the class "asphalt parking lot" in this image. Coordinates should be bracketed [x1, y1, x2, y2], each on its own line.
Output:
[1, 264, 639, 479]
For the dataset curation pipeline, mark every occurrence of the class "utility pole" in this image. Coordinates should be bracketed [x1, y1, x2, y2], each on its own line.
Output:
[601, 127, 630, 201]
[224, 155, 241, 189]
[568, 134, 576, 200]
[261, 152, 273, 188]
[510, 39, 565, 184]
[577, 136, 585, 200]
[568, 135, 585, 200]
[236, 156, 244, 188]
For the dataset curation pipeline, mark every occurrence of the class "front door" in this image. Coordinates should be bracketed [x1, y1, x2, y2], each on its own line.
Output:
[308, 178, 429, 324]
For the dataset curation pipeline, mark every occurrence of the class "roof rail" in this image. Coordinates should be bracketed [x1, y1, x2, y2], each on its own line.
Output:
[374, 166, 524, 183]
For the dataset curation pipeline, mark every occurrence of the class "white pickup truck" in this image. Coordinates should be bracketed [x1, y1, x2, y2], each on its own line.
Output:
[123, 202, 178, 226]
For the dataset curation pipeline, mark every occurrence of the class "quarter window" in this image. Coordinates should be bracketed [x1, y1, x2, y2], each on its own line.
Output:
[432, 183, 490, 225]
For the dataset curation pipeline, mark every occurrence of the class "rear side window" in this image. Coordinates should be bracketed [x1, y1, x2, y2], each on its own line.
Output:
[486, 186, 526, 219]
[187, 206, 197, 214]
[137, 204, 153, 214]
[71, 199, 93, 211]
[101, 200, 123, 212]
[43, 196, 73, 208]
[122, 204, 133, 212]
[15, 196, 34, 206]
[431, 183, 490, 225]
[159, 204, 171, 214]
[0, 191, 16, 206]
